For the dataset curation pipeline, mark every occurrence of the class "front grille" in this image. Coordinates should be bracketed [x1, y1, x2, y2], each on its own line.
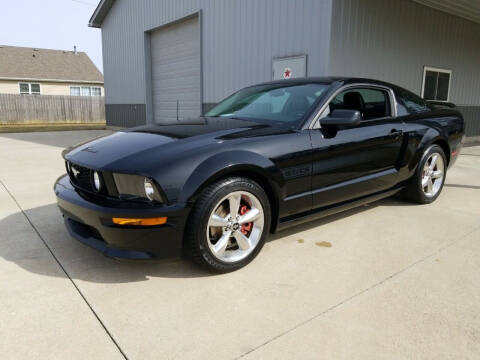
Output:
[67, 162, 94, 192]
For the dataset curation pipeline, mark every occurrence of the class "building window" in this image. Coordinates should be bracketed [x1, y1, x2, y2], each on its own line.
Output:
[81, 86, 91, 96]
[422, 67, 452, 102]
[70, 86, 101, 96]
[19, 83, 29, 94]
[19, 83, 40, 95]
[70, 87, 80, 96]
[91, 87, 101, 96]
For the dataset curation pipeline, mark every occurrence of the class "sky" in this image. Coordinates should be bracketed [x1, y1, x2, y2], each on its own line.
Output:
[0, 0, 103, 72]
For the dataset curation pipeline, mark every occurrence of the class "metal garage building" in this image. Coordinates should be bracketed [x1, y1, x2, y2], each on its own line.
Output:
[89, 0, 480, 139]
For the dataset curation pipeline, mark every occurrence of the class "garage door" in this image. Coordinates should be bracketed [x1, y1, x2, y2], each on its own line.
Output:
[151, 16, 201, 123]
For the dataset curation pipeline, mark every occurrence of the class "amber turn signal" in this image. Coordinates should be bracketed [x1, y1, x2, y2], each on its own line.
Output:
[112, 217, 167, 226]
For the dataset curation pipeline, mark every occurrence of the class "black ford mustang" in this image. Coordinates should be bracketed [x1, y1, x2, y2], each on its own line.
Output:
[55, 78, 464, 272]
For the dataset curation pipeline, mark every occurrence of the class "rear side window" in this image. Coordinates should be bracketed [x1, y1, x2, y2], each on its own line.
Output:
[396, 90, 430, 116]
[330, 87, 391, 120]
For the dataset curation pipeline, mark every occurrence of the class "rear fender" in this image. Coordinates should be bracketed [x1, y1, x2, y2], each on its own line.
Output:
[408, 129, 448, 174]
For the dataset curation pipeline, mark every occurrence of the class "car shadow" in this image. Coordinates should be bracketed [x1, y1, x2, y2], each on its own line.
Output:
[1, 195, 414, 284]
[267, 194, 414, 241]
[1, 204, 213, 283]
[444, 183, 480, 190]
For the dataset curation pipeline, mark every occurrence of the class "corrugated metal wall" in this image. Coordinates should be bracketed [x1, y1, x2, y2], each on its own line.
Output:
[329, 0, 480, 106]
[101, 0, 480, 134]
[101, 0, 333, 108]
[329, 0, 480, 136]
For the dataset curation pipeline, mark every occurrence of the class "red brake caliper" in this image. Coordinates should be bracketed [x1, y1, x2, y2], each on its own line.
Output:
[239, 205, 253, 236]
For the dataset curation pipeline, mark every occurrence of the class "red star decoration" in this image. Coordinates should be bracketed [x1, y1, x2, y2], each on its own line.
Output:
[283, 68, 291, 79]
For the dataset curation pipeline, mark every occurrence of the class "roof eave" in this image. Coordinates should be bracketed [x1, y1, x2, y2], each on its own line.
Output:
[0, 76, 104, 84]
[89, 0, 116, 28]
[412, 0, 480, 24]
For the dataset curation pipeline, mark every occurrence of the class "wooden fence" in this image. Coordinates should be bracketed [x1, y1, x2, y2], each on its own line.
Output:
[0, 94, 105, 124]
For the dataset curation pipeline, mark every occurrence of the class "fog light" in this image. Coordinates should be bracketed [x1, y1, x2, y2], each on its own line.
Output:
[112, 217, 167, 226]
[93, 171, 101, 192]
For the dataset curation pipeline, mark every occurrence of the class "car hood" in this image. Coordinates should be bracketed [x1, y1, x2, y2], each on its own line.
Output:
[63, 117, 291, 173]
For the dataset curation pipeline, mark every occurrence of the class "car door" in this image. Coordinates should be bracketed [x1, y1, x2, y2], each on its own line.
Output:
[309, 84, 405, 209]
[253, 93, 316, 219]
[267, 129, 314, 218]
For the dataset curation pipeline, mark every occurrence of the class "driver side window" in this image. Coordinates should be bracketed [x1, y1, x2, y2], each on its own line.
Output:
[323, 87, 391, 123]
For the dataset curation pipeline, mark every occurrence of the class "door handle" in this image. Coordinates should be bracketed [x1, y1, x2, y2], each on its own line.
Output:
[390, 129, 402, 140]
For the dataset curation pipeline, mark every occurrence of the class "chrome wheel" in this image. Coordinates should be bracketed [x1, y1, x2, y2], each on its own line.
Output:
[421, 152, 445, 197]
[206, 191, 264, 263]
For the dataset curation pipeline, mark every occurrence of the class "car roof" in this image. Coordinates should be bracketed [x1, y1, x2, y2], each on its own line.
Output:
[251, 77, 405, 92]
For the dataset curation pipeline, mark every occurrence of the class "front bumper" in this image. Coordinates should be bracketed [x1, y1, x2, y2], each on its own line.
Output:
[54, 175, 190, 259]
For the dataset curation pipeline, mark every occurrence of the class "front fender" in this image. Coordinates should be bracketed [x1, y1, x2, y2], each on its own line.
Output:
[178, 150, 282, 203]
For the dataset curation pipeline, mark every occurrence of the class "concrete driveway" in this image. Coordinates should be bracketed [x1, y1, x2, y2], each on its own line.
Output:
[1, 130, 479, 360]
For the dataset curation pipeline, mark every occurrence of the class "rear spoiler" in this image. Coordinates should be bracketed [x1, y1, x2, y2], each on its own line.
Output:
[426, 100, 456, 108]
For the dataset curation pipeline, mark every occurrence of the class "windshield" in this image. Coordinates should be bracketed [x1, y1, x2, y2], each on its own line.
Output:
[205, 83, 329, 127]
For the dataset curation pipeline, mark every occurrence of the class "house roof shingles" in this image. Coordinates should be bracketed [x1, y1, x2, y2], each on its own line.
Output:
[0, 45, 103, 83]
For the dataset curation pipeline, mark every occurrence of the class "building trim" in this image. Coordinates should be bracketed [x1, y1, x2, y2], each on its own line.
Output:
[143, 31, 153, 124]
[412, 0, 480, 25]
[0, 77, 104, 85]
[90, 0, 480, 29]
[89, 0, 116, 28]
[198, 9, 204, 121]
[105, 104, 146, 128]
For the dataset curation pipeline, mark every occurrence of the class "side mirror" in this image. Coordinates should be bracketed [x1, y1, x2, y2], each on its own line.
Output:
[320, 109, 361, 128]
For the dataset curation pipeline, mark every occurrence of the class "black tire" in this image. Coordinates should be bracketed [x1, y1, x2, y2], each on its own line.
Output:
[403, 144, 447, 204]
[184, 177, 271, 272]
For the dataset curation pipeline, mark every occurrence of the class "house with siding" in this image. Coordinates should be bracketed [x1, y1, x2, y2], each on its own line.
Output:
[0, 45, 104, 97]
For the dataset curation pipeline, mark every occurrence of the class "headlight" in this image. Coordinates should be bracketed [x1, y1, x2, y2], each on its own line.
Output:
[112, 173, 164, 203]
[144, 178, 156, 201]
[93, 171, 101, 192]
